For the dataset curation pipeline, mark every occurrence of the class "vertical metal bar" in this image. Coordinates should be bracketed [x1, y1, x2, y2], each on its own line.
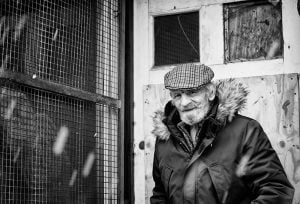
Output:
[104, 0, 108, 98]
[118, 0, 126, 203]
[108, 2, 114, 203]
[96, 1, 105, 203]
[97, 0, 105, 96]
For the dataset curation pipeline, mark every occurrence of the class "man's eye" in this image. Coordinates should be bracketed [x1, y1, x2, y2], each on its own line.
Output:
[185, 90, 197, 96]
[171, 92, 181, 98]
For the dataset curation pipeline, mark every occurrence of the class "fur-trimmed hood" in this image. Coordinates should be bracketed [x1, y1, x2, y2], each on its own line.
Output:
[152, 79, 249, 140]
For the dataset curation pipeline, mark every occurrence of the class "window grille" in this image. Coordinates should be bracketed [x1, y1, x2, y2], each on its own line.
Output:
[154, 12, 199, 67]
[224, 0, 283, 63]
[0, 0, 122, 203]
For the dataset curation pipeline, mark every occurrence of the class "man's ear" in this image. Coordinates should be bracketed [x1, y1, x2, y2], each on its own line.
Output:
[207, 83, 216, 101]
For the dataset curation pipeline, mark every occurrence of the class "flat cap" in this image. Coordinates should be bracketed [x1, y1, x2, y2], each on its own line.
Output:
[164, 63, 214, 90]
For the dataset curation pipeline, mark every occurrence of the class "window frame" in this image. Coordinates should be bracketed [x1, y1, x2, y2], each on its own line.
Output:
[149, 8, 201, 70]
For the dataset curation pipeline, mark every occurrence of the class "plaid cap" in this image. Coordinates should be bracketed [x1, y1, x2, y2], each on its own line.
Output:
[164, 63, 214, 90]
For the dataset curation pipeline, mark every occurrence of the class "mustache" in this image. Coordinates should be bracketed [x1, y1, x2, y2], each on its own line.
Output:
[171, 99, 201, 112]
[178, 105, 197, 112]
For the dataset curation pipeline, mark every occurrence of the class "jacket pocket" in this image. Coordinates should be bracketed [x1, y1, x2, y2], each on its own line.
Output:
[161, 165, 173, 196]
[208, 163, 231, 203]
[196, 166, 220, 204]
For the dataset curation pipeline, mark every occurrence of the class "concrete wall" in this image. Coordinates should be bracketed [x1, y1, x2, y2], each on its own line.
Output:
[133, 0, 300, 203]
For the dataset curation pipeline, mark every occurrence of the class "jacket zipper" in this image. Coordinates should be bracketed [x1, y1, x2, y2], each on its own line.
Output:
[178, 141, 190, 153]
[186, 138, 214, 169]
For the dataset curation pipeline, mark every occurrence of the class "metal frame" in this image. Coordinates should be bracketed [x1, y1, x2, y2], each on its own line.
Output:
[0, 0, 126, 203]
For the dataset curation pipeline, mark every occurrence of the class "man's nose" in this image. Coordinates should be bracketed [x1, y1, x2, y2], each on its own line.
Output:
[180, 93, 192, 107]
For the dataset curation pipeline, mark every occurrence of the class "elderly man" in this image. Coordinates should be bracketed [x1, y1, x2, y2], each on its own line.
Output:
[151, 64, 294, 204]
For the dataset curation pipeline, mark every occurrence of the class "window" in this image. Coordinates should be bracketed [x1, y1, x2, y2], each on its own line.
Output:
[0, 0, 123, 203]
[154, 12, 199, 66]
[224, 0, 283, 63]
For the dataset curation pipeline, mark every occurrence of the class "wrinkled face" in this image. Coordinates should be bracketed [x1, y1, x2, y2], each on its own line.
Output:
[170, 88, 212, 125]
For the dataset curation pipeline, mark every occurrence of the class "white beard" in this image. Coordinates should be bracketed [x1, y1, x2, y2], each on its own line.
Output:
[179, 103, 210, 125]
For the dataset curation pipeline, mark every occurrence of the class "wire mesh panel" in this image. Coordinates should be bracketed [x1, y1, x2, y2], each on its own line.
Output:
[154, 12, 199, 67]
[0, 81, 120, 203]
[96, 104, 119, 203]
[0, 0, 122, 203]
[0, 0, 120, 97]
[0, 81, 95, 203]
[96, 1, 119, 99]
[1, 0, 94, 92]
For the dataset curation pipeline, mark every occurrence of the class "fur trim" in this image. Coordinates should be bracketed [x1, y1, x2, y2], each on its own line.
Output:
[151, 110, 170, 140]
[215, 79, 249, 123]
[152, 79, 249, 140]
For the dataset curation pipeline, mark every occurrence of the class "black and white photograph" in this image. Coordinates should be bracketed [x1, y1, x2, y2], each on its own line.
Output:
[0, 0, 299, 203]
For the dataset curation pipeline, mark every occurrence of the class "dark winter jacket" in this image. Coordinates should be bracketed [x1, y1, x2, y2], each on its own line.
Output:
[150, 79, 294, 204]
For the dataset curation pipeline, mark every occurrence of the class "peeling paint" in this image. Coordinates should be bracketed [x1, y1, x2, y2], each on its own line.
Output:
[282, 100, 291, 116]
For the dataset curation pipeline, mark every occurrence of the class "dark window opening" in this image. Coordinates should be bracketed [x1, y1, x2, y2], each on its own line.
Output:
[154, 12, 199, 66]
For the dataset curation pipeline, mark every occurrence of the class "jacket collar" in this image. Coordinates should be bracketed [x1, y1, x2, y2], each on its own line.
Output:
[152, 79, 249, 140]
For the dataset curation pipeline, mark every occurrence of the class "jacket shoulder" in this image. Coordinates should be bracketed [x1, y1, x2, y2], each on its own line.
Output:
[233, 114, 254, 122]
[221, 114, 264, 140]
[233, 114, 264, 129]
[231, 114, 263, 128]
[225, 114, 253, 129]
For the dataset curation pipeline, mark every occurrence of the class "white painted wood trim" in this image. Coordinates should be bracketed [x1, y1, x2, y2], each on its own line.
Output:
[200, 4, 224, 65]
[149, 0, 249, 14]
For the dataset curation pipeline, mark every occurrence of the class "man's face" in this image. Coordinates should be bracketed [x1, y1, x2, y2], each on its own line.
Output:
[170, 88, 211, 125]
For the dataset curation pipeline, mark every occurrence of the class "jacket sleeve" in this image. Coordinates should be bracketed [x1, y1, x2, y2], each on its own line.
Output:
[242, 120, 294, 204]
[150, 140, 168, 204]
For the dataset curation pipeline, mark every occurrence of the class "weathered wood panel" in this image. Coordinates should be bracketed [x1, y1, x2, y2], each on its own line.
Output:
[143, 74, 299, 204]
[282, 0, 300, 66]
[224, 1, 283, 62]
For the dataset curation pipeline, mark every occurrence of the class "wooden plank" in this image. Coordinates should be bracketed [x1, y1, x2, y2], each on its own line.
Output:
[200, 4, 224, 65]
[133, 0, 149, 203]
[282, 0, 300, 65]
[143, 85, 171, 204]
[143, 74, 299, 204]
[286, 73, 300, 204]
[149, 0, 250, 14]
